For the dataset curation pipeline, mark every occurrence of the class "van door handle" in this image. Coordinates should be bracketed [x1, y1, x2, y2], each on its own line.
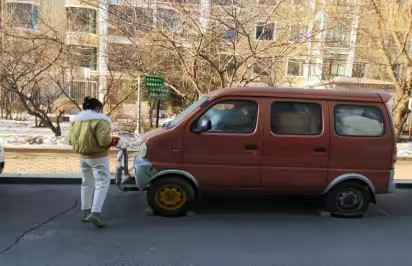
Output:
[314, 146, 327, 153]
[245, 144, 258, 150]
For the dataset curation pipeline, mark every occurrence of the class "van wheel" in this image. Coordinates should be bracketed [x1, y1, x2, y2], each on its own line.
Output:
[147, 176, 196, 217]
[324, 181, 371, 218]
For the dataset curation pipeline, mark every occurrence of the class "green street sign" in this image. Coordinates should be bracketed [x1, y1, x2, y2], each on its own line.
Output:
[146, 76, 164, 89]
[146, 76, 169, 99]
[149, 87, 170, 99]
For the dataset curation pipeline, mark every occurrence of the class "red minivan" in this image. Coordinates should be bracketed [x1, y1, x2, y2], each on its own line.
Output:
[116, 87, 396, 217]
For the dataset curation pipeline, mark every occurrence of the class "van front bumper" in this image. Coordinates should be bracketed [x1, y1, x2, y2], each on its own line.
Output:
[134, 157, 157, 190]
[116, 148, 156, 191]
[387, 169, 395, 193]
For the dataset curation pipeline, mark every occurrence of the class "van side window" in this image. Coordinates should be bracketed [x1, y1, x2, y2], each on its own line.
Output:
[271, 102, 322, 135]
[334, 105, 385, 137]
[198, 100, 258, 133]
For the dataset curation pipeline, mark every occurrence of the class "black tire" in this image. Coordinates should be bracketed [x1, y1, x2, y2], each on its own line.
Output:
[147, 176, 196, 217]
[324, 181, 371, 218]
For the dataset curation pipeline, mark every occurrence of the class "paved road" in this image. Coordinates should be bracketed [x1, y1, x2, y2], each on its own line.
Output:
[1, 184, 412, 266]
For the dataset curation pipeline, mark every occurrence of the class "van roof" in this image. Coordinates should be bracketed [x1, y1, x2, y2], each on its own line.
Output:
[209, 87, 391, 103]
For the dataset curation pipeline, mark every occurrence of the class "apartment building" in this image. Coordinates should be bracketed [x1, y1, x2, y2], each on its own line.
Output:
[1, 0, 403, 114]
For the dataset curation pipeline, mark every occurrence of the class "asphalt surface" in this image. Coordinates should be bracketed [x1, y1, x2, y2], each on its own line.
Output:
[1, 185, 412, 266]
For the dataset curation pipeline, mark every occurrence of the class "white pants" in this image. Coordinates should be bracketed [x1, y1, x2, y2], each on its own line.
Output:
[80, 156, 110, 213]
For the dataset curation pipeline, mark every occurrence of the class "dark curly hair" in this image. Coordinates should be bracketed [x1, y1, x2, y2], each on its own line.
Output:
[83, 97, 103, 111]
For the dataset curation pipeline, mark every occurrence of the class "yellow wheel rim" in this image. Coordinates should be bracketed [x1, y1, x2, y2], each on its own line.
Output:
[155, 184, 186, 211]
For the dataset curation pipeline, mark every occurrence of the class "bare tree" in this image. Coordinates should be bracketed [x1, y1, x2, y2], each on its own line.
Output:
[85, 0, 321, 103]
[0, 2, 147, 135]
[0, 3, 68, 135]
[325, 0, 412, 140]
[361, 0, 412, 140]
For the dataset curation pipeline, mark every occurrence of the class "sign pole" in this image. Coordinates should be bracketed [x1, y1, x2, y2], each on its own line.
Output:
[135, 76, 141, 134]
[156, 99, 160, 128]
[145, 76, 168, 128]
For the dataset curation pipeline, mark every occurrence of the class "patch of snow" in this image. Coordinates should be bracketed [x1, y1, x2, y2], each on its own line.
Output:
[397, 142, 412, 158]
[0, 118, 140, 150]
[1, 118, 411, 157]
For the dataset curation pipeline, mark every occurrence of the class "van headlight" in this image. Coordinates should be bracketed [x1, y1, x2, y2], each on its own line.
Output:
[137, 142, 147, 158]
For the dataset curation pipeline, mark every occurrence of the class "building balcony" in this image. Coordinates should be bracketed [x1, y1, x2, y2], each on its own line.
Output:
[66, 31, 99, 46]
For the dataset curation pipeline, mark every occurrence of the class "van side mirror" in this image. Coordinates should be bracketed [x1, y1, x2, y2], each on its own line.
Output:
[192, 117, 212, 133]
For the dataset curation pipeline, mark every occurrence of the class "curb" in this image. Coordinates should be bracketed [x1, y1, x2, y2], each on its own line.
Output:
[397, 157, 412, 161]
[392, 179, 412, 188]
[0, 174, 116, 185]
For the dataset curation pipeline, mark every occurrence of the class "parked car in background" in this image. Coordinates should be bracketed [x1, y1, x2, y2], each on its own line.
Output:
[0, 144, 4, 174]
[117, 87, 396, 218]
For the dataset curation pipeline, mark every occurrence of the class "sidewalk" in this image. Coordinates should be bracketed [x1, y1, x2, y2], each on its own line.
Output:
[1, 149, 136, 178]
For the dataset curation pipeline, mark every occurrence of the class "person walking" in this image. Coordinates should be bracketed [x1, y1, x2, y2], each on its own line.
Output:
[68, 97, 118, 227]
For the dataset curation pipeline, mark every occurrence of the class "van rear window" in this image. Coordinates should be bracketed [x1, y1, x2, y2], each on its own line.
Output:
[334, 105, 385, 137]
[271, 102, 323, 135]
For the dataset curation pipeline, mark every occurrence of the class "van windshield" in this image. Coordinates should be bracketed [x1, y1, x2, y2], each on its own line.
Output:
[165, 96, 210, 129]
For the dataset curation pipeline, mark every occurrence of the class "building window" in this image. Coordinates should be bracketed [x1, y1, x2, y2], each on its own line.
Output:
[196, 101, 258, 133]
[352, 62, 366, 78]
[287, 59, 305, 77]
[67, 46, 97, 71]
[407, 40, 412, 56]
[336, 0, 347, 6]
[108, 79, 138, 104]
[223, 25, 238, 41]
[289, 25, 308, 42]
[393, 63, 406, 81]
[255, 22, 276, 41]
[157, 9, 180, 31]
[108, 5, 152, 36]
[399, 0, 409, 9]
[7, 3, 38, 30]
[325, 25, 350, 48]
[67, 7, 97, 34]
[171, 0, 201, 3]
[213, 0, 240, 6]
[69, 81, 98, 101]
[292, 0, 309, 9]
[107, 44, 141, 72]
[322, 54, 347, 79]
[335, 105, 385, 137]
[386, 36, 398, 53]
[220, 55, 239, 76]
[253, 57, 273, 76]
[271, 102, 323, 135]
[227, 57, 239, 76]
[258, 0, 279, 5]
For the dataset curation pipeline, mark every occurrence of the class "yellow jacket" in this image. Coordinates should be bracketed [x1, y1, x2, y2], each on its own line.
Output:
[68, 110, 112, 159]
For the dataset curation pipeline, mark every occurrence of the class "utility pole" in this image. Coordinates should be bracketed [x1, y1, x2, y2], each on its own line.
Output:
[200, 0, 211, 33]
[155, 100, 160, 128]
[135, 76, 141, 134]
[98, 0, 108, 103]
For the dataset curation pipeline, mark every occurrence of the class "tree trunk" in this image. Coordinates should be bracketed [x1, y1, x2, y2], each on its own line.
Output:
[149, 102, 154, 128]
[5, 97, 12, 120]
[393, 94, 410, 142]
